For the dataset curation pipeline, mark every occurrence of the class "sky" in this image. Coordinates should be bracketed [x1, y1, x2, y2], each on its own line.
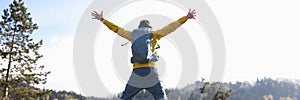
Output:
[1, 0, 300, 97]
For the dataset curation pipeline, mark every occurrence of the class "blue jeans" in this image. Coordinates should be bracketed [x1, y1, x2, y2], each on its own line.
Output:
[120, 67, 166, 100]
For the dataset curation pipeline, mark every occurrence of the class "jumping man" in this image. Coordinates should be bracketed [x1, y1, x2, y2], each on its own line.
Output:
[92, 9, 196, 100]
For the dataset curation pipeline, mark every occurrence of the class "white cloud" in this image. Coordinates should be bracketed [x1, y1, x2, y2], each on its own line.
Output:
[206, 0, 300, 82]
[37, 34, 81, 94]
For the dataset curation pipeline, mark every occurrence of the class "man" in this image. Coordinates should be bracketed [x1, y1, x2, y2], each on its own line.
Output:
[92, 9, 196, 100]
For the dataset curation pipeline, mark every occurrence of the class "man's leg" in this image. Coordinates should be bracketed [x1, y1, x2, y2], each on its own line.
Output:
[146, 82, 167, 100]
[120, 84, 142, 100]
[121, 67, 153, 100]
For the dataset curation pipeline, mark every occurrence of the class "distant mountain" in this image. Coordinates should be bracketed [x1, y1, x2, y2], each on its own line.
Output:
[228, 78, 300, 100]
[295, 79, 300, 85]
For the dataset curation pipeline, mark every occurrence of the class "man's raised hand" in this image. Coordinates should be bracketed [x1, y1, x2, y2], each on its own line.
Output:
[186, 9, 196, 19]
[92, 11, 104, 21]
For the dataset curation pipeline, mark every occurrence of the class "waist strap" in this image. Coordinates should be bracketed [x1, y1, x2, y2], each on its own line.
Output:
[133, 61, 156, 69]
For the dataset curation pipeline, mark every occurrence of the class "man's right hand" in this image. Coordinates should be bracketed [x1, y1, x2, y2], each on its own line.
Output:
[92, 11, 104, 21]
[186, 9, 196, 19]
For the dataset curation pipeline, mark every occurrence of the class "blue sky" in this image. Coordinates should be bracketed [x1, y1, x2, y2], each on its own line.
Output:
[1, 0, 300, 97]
[1, 0, 92, 43]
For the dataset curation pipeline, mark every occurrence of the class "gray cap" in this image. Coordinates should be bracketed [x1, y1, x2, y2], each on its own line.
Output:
[138, 20, 152, 28]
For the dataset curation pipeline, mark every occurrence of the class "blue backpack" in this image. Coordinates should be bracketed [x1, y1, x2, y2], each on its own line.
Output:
[130, 28, 159, 63]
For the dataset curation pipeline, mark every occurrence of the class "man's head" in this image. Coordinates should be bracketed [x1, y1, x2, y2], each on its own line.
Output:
[138, 20, 152, 29]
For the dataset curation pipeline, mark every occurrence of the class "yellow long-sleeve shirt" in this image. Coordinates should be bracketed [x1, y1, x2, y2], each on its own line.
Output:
[102, 16, 188, 69]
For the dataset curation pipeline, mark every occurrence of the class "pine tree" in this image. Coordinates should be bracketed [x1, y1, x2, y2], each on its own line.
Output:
[0, 0, 50, 98]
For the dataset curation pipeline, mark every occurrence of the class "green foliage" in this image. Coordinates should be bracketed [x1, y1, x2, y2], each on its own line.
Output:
[185, 82, 234, 100]
[0, 0, 50, 98]
[0, 81, 86, 100]
[47, 90, 87, 100]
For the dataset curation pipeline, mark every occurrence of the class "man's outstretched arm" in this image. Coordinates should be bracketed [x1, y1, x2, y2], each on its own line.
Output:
[92, 11, 132, 41]
[153, 9, 196, 39]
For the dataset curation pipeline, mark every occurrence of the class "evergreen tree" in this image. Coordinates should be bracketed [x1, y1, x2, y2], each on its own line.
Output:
[0, 0, 50, 98]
